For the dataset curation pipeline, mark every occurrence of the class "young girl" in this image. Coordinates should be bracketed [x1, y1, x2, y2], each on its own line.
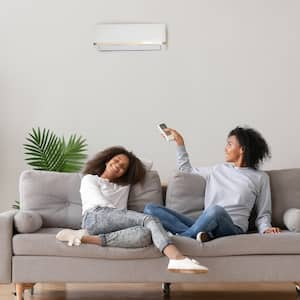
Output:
[56, 146, 208, 274]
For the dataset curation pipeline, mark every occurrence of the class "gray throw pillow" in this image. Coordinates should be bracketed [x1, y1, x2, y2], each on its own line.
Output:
[283, 208, 300, 232]
[166, 171, 206, 220]
[128, 170, 163, 212]
[14, 211, 43, 233]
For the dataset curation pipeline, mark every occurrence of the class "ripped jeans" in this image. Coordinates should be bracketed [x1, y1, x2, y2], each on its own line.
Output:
[81, 206, 172, 252]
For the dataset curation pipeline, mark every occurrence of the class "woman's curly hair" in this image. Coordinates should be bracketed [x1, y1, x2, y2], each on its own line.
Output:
[228, 127, 271, 170]
[83, 146, 146, 185]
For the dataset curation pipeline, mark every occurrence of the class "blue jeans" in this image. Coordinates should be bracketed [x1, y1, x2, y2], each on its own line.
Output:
[144, 203, 244, 240]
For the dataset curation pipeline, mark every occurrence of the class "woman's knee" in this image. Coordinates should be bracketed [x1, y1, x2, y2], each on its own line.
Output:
[206, 205, 226, 218]
[144, 203, 161, 215]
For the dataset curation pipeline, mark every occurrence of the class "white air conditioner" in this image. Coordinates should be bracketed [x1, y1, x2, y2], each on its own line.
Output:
[93, 23, 167, 51]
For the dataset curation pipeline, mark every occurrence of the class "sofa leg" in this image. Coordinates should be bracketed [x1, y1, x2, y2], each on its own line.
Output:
[162, 282, 171, 296]
[14, 283, 36, 300]
[295, 282, 300, 297]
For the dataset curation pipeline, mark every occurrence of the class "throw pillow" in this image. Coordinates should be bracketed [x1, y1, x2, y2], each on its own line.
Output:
[14, 211, 43, 233]
[166, 171, 206, 220]
[283, 208, 300, 232]
[128, 170, 163, 212]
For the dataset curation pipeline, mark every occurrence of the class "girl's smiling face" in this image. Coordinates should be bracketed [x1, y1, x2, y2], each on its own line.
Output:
[103, 154, 130, 179]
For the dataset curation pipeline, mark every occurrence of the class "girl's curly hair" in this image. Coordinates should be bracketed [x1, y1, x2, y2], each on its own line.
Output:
[83, 146, 146, 185]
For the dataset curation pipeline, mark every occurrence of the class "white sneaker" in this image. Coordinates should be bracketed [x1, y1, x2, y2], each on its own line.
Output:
[168, 257, 208, 274]
[56, 229, 88, 246]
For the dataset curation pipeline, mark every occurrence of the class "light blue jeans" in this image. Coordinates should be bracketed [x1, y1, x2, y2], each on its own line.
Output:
[81, 206, 172, 252]
[144, 203, 244, 240]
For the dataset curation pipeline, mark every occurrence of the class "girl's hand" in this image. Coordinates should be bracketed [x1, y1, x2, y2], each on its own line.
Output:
[263, 227, 281, 234]
[164, 128, 185, 146]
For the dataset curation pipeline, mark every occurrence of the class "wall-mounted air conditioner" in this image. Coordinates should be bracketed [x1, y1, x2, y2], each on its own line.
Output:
[93, 23, 167, 51]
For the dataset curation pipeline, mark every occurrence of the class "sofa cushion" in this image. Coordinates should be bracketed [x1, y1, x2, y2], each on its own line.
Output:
[283, 208, 300, 232]
[165, 171, 205, 220]
[128, 170, 163, 212]
[12, 228, 300, 258]
[19, 170, 163, 229]
[14, 211, 43, 233]
[172, 231, 300, 257]
[19, 170, 83, 229]
[13, 228, 161, 260]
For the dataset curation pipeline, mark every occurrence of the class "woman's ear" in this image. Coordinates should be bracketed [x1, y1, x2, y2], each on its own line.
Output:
[239, 146, 245, 155]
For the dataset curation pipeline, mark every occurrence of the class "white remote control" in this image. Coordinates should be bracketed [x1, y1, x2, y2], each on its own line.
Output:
[157, 123, 175, 142]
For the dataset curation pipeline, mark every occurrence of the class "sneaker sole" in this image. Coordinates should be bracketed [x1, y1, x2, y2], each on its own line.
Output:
[168, 268, 208, 274]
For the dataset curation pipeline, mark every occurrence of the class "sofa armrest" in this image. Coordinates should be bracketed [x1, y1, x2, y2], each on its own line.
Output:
[0, 210, 17, 283]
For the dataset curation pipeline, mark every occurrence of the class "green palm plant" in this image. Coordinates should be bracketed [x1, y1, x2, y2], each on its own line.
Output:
[24, 128, 87, 172]
[13, 128, 88, 209]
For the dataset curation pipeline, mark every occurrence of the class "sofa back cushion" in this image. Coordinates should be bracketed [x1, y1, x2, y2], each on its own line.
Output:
[20, 170, 83, 229]
[166, 168, 300, 230]
[128, 170, 163, 212]
[166, 171, 205, 220]
[266, 169, 300, 228]
[19, 170, 163, 229]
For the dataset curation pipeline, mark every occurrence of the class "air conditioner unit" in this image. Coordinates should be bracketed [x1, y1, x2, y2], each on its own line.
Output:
[93, 23, 167, 51]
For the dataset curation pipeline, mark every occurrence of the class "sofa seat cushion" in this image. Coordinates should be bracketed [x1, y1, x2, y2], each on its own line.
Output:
[13, 228, 300, 259]
[13, 228, 162, 260]
[172, 231, 300, 257]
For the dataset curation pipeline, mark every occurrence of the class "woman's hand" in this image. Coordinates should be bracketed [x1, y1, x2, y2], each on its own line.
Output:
[164, 128, 185, 146]
[263, 227, 281, 234]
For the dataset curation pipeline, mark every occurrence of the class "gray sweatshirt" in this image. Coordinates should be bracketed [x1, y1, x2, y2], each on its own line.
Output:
[177, 145, 272, 233]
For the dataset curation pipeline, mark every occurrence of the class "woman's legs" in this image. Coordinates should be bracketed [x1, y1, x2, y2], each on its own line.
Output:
[144, 203, 194, 234]
[180, 205, 244, 239]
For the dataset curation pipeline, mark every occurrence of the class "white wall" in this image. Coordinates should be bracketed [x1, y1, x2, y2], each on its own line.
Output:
[1, 0, 300, 212]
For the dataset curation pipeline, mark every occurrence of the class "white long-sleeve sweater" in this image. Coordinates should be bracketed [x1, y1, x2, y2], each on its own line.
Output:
[80, 174, 130, 215]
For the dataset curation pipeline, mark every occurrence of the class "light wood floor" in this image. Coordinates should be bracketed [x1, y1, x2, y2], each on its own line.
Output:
[0, 282, 299, 300]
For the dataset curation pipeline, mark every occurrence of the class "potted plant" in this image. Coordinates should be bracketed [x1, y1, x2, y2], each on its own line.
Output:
[13, 127, 88, 209]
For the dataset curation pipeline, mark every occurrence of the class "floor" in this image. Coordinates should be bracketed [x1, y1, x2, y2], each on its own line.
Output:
[1, 282, 299, 300]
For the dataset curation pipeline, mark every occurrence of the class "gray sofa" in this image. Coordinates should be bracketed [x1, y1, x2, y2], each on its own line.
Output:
[1, 168, 300, 299]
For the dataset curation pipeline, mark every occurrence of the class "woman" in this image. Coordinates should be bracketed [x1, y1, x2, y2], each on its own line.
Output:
[56, 146, 208, 273]
[144, 126, 280, 242]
